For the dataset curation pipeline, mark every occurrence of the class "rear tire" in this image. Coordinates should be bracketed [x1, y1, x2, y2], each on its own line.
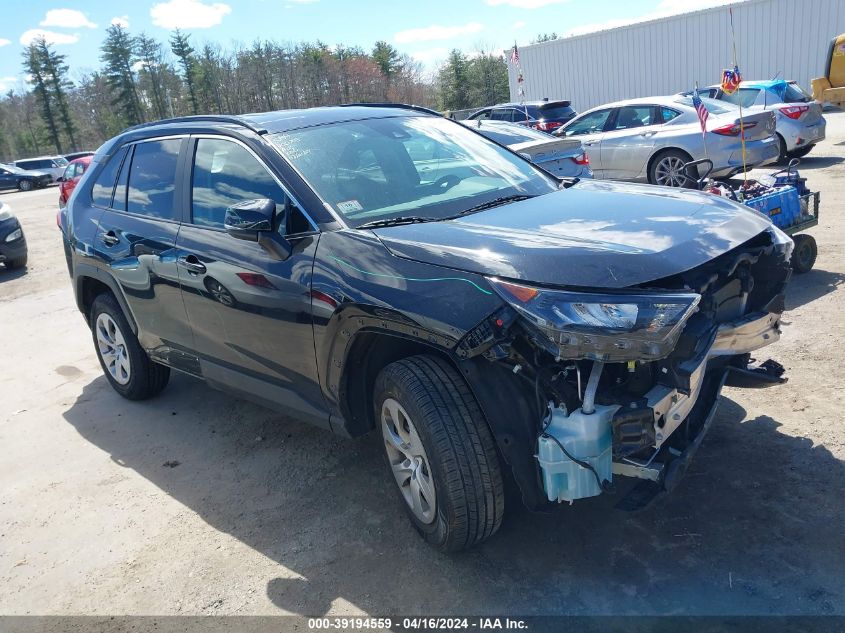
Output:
[18, 179, 32, 192]
[374, 355, 504, 552]
[89, 293, 170, 400]
[648, 149, 696, 188]
[776, 134, 789, 164]
[787, 144, 814, 159]
[4, 255, 27, 269]
[791, 234, 817, 274]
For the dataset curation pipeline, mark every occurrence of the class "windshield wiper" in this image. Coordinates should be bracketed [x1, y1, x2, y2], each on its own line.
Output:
[445, 194, 535, 220]
[355, 215, 439, 230]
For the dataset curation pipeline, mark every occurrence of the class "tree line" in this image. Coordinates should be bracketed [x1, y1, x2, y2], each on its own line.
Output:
[0, 26, 513, 162]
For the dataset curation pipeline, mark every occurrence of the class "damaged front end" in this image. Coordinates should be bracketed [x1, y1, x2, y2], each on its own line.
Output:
[457, 226, 792, 511]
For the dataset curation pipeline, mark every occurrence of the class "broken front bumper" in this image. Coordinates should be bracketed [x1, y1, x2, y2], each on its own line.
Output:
[611, 310, 785, 510]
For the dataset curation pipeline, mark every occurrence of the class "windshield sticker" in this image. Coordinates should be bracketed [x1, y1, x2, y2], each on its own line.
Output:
[337, 199, 364, 213]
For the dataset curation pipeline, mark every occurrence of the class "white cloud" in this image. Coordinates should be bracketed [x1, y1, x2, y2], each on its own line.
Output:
[19, 29, 80, 46]
[150, 0, 232, 29]
[395, 22, 484, 44]
[111, 15, 130, 28]
[0, 38, 11, 47]
[512, 20, 526, 29]
[410, 47, 449, 65]
[565, 0, 737, 37]
[40, 9, 97, 29]
[486, 0, 570, 8]
[0, 76, 19, 92]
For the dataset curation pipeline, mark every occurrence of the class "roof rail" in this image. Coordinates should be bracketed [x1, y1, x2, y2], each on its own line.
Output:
[338, 102, 442, 117]
[124, 115, 268, 135]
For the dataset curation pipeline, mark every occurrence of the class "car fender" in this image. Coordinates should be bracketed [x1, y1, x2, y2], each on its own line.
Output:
[73, 262, 139, 334]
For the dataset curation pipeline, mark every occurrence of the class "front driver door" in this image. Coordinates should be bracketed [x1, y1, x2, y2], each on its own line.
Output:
[175, 135, 328, 426]
[558, 108, 613, 177]
[599, 105, 660, 180]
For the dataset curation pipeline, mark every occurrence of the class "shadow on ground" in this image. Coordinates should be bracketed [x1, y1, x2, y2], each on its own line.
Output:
[62, 374, 845, 616]
[785, 268, 845, 310]
[0, 264, 27, 281]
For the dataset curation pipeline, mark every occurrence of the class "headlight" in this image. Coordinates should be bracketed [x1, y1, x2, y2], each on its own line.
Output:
[489, 279, 700, 362]
[5, 228, 22, 242]
[0, 205, 11, 222]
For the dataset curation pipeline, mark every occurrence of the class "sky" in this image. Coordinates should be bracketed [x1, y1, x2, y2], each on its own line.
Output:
[0, 0, 738, 92]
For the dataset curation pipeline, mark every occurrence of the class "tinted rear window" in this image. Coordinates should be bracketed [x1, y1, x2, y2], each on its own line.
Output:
[784, 82, 811, 103]
[91, 147, 128, 207]
[126, 139, 181, 220]
[538, 105, 574, 119]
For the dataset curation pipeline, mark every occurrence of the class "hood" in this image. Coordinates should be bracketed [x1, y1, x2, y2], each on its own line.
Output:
[373, 180, 774, 289]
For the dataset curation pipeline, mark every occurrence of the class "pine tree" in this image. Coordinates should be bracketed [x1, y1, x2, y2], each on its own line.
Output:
[437, 50, 471, 111]
[22, 41, 62, 154]
[136, 34, 168, 120]
[101, 25, 144, 126]
[171, 29, 199, 114]
[35, 38, 77, 151]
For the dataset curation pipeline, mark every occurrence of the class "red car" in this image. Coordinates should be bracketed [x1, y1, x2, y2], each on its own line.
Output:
[59, 156, 92, 207]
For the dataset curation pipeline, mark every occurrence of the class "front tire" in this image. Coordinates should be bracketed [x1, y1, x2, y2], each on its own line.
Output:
[90, 293, 170, 400]
[374, 355, 504, 552]
[18, 179, 32, 192]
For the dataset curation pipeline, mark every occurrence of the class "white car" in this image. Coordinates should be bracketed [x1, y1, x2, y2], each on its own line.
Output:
[554, 95, 778, 187]
[14, 155, 69, 182]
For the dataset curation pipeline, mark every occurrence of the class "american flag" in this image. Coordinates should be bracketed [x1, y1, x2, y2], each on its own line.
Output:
[692, 92, 709, 137]
[510, 44, 520, 65]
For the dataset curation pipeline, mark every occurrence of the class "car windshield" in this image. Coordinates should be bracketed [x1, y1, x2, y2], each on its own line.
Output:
[720, 88, 760, 108]
[269, 115, 559, 227]
[3, 164, 29, 175]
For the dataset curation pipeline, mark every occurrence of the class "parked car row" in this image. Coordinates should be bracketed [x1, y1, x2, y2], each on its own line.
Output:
[0, 151, 94, 191]
[469, 78, 825, 188]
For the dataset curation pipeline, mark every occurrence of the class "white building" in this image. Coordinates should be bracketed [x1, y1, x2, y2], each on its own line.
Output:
[508, 0, 845, 111]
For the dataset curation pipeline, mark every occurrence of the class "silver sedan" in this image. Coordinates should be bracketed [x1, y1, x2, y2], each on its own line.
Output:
[554, 95, 778, 187]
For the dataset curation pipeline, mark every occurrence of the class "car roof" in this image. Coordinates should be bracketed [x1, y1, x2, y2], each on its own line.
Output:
[15, 156, 62, 161]
[69, 156, 92, 165]
[484, 100, 570, 108]
[582, 95, 693, 111]
[124, 106, 436, 138]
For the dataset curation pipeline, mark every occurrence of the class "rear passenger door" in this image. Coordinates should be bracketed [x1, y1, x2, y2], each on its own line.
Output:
[93, 137, 195, 368]
[174, 135, 328, 426]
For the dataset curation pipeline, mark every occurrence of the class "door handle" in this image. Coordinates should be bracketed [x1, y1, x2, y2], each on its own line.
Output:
[101, 230, 119, 246]
[583, 141, 598, 146]
[177, 254, 207, 275]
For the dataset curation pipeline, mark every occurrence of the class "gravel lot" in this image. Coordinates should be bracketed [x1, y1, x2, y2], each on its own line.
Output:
[1, 114, 844, 617]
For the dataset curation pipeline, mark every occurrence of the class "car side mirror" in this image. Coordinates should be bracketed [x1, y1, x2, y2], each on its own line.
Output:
[224, 198, 293, 261]
[224, 198, 275, 241]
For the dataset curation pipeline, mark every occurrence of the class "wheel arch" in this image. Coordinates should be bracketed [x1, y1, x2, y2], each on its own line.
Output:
[74, 264, 138, 334]
[647, 147, 695, 185]
[338, 330, 457, 438]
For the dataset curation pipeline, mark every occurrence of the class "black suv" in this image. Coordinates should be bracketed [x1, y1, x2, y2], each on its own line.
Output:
[61, 106, 792, 551]
[466, 100, 577, 132]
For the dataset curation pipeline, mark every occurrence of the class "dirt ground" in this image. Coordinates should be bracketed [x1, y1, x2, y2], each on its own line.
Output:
[1, 114, 844, 618]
